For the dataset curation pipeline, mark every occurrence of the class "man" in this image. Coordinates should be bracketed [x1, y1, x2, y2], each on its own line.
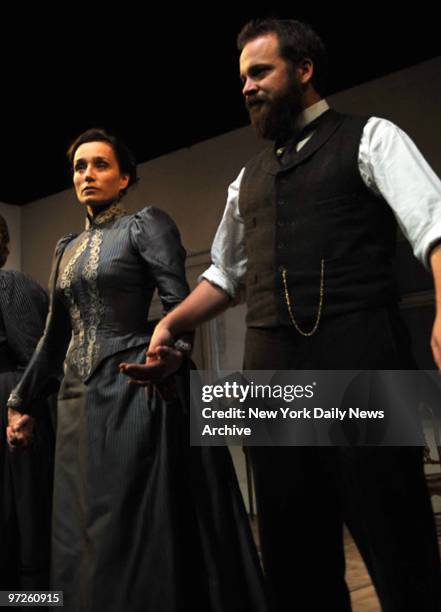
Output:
[0, 214, 54, 592]
[121, 19, 441, 611]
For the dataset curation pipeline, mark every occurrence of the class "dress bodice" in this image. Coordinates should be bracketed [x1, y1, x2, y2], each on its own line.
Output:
[57, 204, 189, 379]
[7, 204, 189, 408]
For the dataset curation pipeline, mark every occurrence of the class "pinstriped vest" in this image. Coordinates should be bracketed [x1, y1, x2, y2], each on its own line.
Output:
[238, 109, 398, 328]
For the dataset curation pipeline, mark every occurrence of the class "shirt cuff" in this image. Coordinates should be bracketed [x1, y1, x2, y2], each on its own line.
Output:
[7, 391, 23, 410]
[199, 264, 239, 301]
[414, 219, 441, 269]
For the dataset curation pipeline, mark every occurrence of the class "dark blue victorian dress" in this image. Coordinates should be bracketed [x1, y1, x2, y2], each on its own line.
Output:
[8, 204, 267, 612]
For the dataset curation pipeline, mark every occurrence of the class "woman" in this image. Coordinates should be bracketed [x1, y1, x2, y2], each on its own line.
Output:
[7, 130, 268, 612]
[0, 214, 53, 592]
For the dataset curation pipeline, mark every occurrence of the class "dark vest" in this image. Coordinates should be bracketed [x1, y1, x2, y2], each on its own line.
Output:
[238, 109, 398, 328]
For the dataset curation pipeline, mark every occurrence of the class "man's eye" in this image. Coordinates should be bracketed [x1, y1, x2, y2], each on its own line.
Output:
[74, 163, 86, 172]
[254, 68, 269, 79]
[96, 161, 108, 168]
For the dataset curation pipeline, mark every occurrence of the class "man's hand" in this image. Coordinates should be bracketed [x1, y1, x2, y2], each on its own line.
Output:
[7, 407, 35, 450]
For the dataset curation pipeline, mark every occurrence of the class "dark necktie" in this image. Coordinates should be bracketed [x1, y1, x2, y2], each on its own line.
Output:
[276, 109, 331, 163]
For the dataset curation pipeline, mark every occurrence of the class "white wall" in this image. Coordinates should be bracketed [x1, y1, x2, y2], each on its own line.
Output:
[20, 57, 441, 291]
[16, 56, 441, 369]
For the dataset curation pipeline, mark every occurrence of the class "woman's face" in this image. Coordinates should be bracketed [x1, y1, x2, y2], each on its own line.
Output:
[73, 141, 129, 207]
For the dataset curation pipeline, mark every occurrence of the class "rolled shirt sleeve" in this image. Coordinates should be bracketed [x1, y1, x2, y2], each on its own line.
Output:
[201, 168, 247, 302]
[359, 117, 441, 268]
[201, 114, 441, 304]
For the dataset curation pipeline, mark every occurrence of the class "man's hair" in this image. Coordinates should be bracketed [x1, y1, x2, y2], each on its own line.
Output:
[237, 18, 328, 95]
[67, 128, 138, 193]
[0, 214, 9, 248]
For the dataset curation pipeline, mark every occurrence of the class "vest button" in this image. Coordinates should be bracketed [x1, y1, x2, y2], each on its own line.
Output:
[277, 220, 285, 227]
[277, 242, 285, 250]
[278, 199, 285, 206]
[276, 147, 285, 157]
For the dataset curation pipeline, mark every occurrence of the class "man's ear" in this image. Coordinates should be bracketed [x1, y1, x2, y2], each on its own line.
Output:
[296, 58, 314, 85]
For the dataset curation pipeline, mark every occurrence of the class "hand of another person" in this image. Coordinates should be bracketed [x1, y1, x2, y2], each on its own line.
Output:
[7, 407, 35, 450]
[119, 324, 183, 385]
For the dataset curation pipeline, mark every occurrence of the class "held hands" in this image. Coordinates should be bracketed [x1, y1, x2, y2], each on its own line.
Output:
[7, 407, 35, 450]
[119, 325, 183, 387]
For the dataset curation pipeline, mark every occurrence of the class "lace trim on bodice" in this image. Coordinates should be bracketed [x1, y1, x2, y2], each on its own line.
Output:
[60, 230, 106, 378]
[85, 202, 126, 230]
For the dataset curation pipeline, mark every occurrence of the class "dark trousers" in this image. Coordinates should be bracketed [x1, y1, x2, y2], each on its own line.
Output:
[245, 307, 441, 612]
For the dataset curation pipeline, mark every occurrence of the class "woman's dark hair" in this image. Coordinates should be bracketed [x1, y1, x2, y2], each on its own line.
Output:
[237, 18, 328, 96]
[67, 128, 138, 193]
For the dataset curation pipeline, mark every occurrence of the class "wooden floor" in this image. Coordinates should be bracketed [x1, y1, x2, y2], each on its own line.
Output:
[344, 530, 380, 612]
[250, 519, 440, 611]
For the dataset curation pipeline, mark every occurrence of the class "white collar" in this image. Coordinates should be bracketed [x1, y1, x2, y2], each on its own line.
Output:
[294, 99, 330, 131]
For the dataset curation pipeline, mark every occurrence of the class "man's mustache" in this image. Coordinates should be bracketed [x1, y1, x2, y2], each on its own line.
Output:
[245, 95, 269, 111]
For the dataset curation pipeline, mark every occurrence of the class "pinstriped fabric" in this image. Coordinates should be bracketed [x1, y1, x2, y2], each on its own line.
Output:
[7, 234, 76, 412]
[59, 230, 106, 379]
[52, 205, 191, 383]
[0, 270, 47, 406]
[0, 269, 53, 589]
[0, 270, 48, 370]
[7, 207, 268, 612]
[59, 235, 91, 377]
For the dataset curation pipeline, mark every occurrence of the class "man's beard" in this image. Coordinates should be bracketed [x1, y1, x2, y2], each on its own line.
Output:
[246, 79, 303, 142]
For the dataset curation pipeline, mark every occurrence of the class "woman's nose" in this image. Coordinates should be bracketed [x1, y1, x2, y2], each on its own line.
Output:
[85, 165, 96, 181]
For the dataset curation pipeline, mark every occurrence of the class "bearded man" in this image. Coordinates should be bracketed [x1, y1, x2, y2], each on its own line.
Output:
[122, 18, 441, 611]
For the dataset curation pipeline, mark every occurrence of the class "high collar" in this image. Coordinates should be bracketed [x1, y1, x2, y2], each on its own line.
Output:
[274, 99, 331, 151]
[85, 202, 127, 230]
[264, 108, 344, 175]
[293, 99, 330, 132]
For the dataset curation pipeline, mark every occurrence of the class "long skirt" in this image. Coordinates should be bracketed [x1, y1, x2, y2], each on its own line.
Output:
[53, 346, 268, 612]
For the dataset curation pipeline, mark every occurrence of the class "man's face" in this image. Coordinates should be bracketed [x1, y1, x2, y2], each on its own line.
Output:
[239, 33, 303, 141]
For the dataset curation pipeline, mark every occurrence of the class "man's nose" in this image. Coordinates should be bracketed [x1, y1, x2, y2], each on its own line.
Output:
[242, 77, 258, 97]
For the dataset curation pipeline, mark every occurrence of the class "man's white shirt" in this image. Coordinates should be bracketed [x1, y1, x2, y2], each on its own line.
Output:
[202, 99, 441, 301]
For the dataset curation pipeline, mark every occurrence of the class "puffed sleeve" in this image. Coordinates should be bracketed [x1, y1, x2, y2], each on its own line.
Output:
[7, 234, 76, 413]
[130, 206, 190, 313]
[130, 206, 194, 350]
[0, 271, 48, 367]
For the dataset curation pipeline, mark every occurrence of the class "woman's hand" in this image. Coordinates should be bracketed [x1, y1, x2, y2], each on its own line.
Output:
[119, 324, 183, 385]
[7, 407, 35, 450]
